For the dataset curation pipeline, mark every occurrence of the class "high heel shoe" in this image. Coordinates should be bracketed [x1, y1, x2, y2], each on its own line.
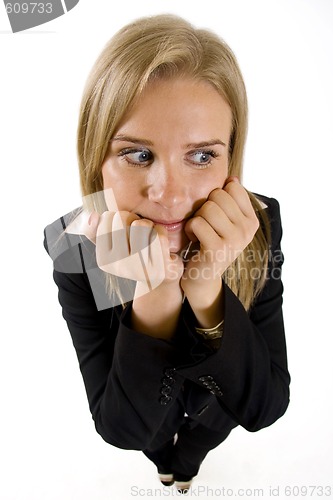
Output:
[158, 472, 174, 486]
[175, 479, 193, 494]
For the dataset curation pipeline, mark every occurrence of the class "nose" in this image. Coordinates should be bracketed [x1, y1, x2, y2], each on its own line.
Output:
[147, 162, 187, 208]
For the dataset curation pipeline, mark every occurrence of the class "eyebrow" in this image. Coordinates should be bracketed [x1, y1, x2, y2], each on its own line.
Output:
[185, 139, 227, 149]
[112, 135, 226, 148]
[112, 135, 154, 146]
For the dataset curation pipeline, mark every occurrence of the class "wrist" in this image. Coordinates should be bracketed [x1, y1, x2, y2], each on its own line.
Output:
[182, 277, 224, 330]
[181, 274, 221, 301]
[132, 279, 183, 339]
[135, 275, 180, 298]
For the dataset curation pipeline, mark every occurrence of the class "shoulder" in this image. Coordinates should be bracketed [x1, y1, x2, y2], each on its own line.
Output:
[253, 193, 282, 249]
[43, 207, 83, 255]
[43, 207, 94, 274]
[253, 193, 280, 217]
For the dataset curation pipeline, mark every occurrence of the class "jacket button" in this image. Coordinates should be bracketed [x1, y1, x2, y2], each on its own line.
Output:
[198, 376, 223, 396]
[161, 376, 175, 385]
[160, 386, 172, 396]
[198, 375, 214, 383]
[159, 395, 172, 405]
[164, 368, 176, 377]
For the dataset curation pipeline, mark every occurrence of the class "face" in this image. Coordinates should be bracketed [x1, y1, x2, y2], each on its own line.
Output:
[101, 78, 232, 253]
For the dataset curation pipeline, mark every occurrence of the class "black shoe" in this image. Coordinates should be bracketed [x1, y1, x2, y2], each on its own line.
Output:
[158, 472, 174, 486]
[174, 477, 193, 493]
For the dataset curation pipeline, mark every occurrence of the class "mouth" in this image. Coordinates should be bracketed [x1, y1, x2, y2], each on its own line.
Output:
[137, 215, 188, 232]
[153, 219, 186, 232]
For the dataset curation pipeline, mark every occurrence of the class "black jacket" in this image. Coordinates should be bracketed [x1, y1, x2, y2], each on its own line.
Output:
[44, 195, 290, 451]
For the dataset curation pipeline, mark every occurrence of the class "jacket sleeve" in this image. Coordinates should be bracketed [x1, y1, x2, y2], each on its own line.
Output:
[177, 197, 290, 431]
[51, 267, 186, 450]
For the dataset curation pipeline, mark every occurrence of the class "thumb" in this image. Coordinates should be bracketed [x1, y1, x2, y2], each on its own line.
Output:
[86, 211, 100, 244]
[65, 210, 99, 244]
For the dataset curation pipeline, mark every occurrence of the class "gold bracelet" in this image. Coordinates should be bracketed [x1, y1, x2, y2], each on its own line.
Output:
[195, 319, 224, 340]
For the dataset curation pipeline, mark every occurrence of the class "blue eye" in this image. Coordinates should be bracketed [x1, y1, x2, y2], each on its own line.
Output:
[119, 148, 153, 166]
[188, 150, 218, 165]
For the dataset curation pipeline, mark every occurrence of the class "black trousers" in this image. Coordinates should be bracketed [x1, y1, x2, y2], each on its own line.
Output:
[143, 416, 236, 481]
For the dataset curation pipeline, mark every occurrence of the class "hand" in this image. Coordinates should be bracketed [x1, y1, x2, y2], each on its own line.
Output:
[89, 211, 184, 338]
[85, 210, 184, 292]
[181, 177, 259, 291]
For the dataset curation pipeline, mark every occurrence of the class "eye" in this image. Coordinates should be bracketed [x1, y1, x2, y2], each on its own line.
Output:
[118, 148, 153, 166]
[187, 150, 218, 166]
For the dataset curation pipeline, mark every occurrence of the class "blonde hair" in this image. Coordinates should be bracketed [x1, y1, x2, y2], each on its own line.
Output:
[77, 14, 271, 310]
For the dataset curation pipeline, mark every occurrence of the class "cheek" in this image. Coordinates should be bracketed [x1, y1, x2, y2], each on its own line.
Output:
[101, 162, 121, 210]
[191, 170, 228, 207]
[102, 161, 143, 211]
[101, 161, 112, 189]
[101, 163, 120, 210]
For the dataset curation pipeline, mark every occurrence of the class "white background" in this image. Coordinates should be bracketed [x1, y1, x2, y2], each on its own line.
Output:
[1, 0, 332, 499]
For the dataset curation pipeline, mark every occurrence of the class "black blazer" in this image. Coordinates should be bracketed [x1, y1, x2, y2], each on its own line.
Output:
[44, 195, 290, 451]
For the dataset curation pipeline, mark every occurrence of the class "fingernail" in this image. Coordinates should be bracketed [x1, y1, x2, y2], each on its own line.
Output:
[183, 241, 192, 259]
[88, 212, 98, 226]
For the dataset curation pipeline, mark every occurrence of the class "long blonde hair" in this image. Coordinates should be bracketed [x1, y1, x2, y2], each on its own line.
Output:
[77, 14, 271, 310]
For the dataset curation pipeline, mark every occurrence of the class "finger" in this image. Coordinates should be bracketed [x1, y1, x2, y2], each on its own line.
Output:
[103, 187, 119, 212]
[96, 211, 143, 272]
[126, 219, 153, 286]
[199, 188, 259, 248]
[86, 212, 100, 244]
[184, 216, 222, 252]
[191, 189, 240, 241]
[149, 224, 168, 284]
[222, 180, 256, 218]
[211, 183, 260, 248]
[112, 211, 139, 254]
[95, 211, 115, 268]
[151, 224, 170, 263]
[195, 195, 236, 233]
[96, 211, 115, 236]
[65, 210, 100, 244]
[223, 175, 240, 187]
[130, 219, 154, 255]
[152, 225, 184, 283]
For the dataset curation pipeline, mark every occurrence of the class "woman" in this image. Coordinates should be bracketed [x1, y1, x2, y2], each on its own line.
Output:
[44, 14, 290, 493]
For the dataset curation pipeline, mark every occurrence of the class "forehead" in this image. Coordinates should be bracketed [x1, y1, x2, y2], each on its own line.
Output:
[114, 78, 232, 143]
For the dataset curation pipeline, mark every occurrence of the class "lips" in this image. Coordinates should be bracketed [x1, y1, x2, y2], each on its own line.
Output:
[151, 218, 187, 232]
[137, 215, 187, 232]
